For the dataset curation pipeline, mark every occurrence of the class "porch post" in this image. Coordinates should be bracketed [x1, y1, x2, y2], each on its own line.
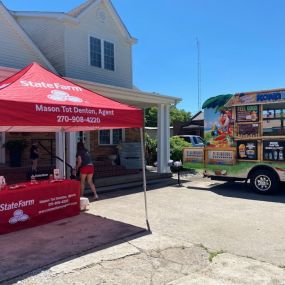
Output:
[165, 104, 170, 170]
[157, 104, 171, 173]
[66, 132, 77, 178]
[55, 132, 64, 178]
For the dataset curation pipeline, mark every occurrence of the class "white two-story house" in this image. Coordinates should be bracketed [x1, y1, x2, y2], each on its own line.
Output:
[0, 0, 180, 176]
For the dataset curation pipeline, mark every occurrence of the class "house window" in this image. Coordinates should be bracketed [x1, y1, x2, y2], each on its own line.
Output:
[99, 129, 123, 145]
[104, 41, 114, 71]
[90, 37, 102, 68]
[90, 37, 114, 71]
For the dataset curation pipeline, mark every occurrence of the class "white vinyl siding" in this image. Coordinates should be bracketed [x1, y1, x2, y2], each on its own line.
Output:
[64, 2, 132, 88]
[5, 1, 133, 88]
[0, 12, 48, 69]
[16, 17, 65, 74]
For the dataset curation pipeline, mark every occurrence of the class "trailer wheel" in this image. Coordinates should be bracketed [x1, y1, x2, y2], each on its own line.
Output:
[250, 170, 278, 194]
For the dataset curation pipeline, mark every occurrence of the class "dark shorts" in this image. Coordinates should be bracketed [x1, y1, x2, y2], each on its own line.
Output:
[80, 165, 94, 175]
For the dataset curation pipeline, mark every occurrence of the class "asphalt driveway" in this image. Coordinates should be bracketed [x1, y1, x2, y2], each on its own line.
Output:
[3, 177, 285, 284]
[94, 178, 285, 266]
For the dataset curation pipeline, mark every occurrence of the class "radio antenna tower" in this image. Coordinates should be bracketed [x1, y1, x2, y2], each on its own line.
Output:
[196, 38, 201, 111]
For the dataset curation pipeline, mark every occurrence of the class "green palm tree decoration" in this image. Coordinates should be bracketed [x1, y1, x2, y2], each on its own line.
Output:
[202, 94, 233, 111]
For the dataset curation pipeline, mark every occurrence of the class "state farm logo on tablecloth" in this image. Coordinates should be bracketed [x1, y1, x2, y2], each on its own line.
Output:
[9, 209, 29, 224]
[47, 90, 83, 103]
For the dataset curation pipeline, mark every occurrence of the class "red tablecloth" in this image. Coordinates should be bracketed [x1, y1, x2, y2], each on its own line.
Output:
[0, 179, 80, 235]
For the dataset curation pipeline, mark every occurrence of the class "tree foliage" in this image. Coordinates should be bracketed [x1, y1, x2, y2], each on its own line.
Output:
[145, 106, 191, 127]
[144, 107, 158, 127]
[170, 106, 191, 124]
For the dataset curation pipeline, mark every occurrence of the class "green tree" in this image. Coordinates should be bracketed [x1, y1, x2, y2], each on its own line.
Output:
[145, 106, 191, 127]
[170, 106, 191, 124]
[144, 107, 158, 127]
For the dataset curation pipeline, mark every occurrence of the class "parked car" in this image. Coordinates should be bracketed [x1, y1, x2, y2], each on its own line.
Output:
[178, 135, 205, 147]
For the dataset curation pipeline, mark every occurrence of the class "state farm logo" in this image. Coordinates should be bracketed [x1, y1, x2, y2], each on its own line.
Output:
[47, 90, 83, 103]
[9, 209, 29, 224]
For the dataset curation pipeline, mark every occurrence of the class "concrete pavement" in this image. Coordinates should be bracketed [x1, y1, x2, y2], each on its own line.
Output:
[2, 177, 285, 284]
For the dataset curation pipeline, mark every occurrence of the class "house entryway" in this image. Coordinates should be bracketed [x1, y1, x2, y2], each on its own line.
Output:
[0, 160, 140, 185]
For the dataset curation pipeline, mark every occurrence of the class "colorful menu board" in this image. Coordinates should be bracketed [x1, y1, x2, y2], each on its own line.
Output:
[263, 141, 285, 161]
[207, 150, 235, 165]
[237, 141, 258, 160]
[183, 148, 204, 163]
[236, 105, 259, 122]
[237, 123, 259, 137]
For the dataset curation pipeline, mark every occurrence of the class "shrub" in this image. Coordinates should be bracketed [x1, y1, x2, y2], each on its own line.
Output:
[145, 133, 157, 164]
[170, 136, 192, 162]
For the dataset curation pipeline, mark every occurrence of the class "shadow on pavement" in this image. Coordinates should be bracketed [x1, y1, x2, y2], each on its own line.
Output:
[0, 213, 150, 284]
[93, 177, 178, 201]
[186, 181, 285, 203]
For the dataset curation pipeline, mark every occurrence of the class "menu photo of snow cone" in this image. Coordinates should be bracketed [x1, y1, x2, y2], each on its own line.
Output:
[237, 141, 258, 160]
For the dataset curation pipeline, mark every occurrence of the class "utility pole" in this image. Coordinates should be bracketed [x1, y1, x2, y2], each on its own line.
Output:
[196, 38, 201, 111]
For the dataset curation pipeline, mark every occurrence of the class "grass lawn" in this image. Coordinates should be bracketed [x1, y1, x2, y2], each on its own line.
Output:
[183, 161, 285, 175]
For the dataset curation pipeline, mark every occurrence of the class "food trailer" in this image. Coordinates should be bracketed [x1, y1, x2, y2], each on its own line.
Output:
[183, 89, 285, 193]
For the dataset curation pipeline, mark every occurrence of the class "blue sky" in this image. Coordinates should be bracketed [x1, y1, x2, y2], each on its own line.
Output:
[3, 0, 285, 115]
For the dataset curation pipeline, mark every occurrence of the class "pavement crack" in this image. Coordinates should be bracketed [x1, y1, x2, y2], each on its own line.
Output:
[235, 253, 285, 269]
[196, 243, 225, 262]
[126, 240, 147, 254]
[73, 262, 98, 272]
[73, 252, 141, 273]
[197, 243, 285, 269]
[102, 251, 142, 263]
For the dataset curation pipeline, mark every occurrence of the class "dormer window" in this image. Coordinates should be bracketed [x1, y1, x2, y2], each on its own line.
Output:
[90, 36, 114, 71]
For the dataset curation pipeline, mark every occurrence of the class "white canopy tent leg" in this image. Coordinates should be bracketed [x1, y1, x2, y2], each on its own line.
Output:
[56, 132, 63, 178]
[140, 128, 150, 231]
[62, 129, 66, 179]
[56, 131, 65, 179]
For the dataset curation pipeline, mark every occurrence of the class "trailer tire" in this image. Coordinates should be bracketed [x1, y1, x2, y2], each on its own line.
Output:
[249, 170, 279, 194]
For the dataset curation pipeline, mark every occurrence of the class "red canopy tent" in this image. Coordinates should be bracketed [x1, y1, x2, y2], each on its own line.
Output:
[0, 62, 143, 132]
[0, 63, 149, 229]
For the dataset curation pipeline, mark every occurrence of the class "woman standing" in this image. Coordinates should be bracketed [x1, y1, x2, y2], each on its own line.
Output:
[76, 142, 98, 200]
[30, 143, 39, 173]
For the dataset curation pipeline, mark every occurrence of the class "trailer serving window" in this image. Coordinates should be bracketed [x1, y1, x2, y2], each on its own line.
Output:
[262, 104, 285, 136]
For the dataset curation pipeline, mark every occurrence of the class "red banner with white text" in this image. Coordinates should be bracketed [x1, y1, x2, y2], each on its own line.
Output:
[0, 63, 143, 132]
[0, 180, 80, 235]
